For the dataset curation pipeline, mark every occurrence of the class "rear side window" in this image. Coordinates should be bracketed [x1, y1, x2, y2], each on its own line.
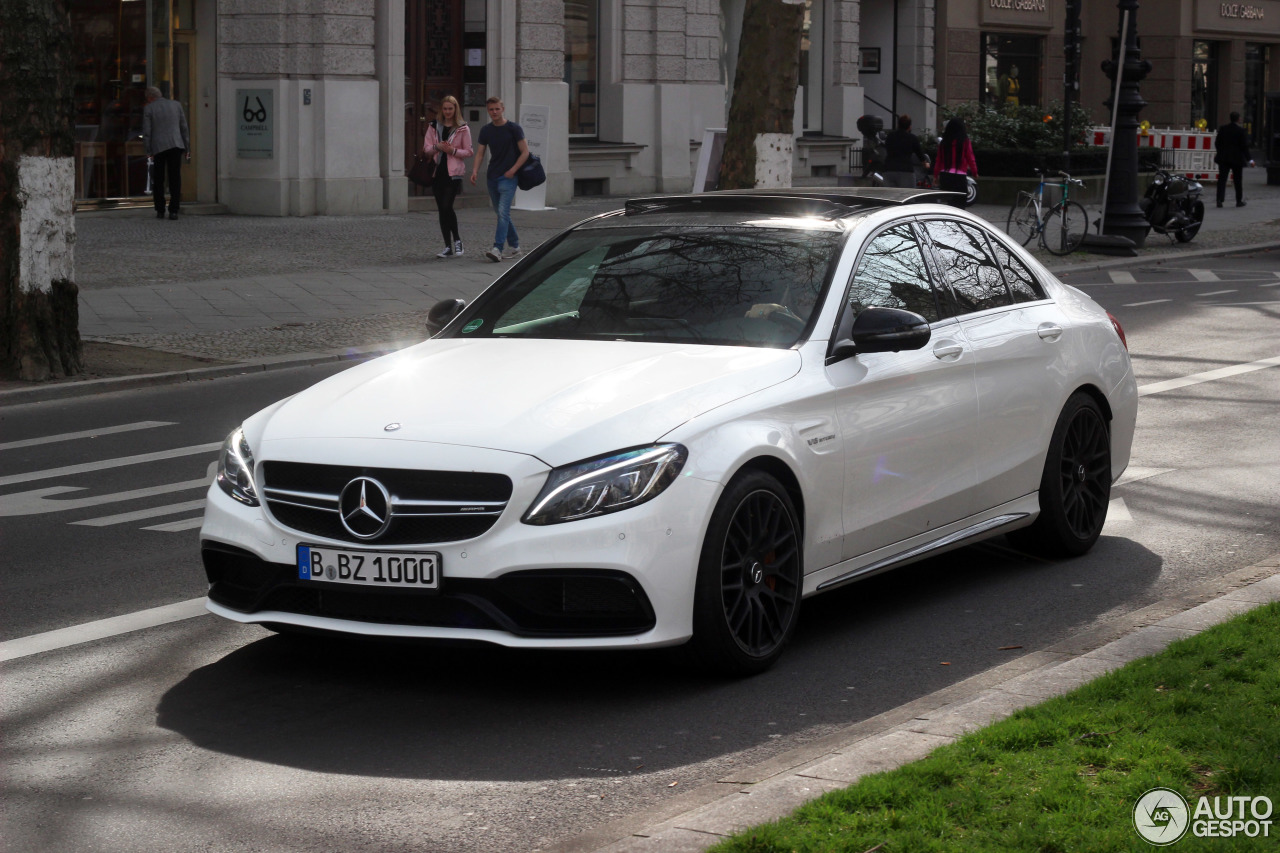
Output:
[986, 238, 1047, 302]
[848, 223, 941, 323]
[921, 219, 1012, 314]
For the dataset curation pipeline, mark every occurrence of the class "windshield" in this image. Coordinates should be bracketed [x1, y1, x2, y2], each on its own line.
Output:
[450, 226, 843, 347]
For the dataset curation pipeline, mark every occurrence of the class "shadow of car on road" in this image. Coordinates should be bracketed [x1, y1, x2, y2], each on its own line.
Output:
[155, 537, 1162, 782]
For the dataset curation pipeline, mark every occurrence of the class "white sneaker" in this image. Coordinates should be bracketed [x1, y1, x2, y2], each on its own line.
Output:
[485, 247, 502, 262]
[504, 247, 521, 259]
[453, 240, 464, 256]
[436, 246, 454, 258]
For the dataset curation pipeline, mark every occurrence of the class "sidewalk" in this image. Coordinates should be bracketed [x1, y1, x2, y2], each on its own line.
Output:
[59, 165, 1278, 372]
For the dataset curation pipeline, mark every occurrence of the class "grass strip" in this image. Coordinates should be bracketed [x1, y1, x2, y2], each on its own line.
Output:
[712, 601, 1280, 853]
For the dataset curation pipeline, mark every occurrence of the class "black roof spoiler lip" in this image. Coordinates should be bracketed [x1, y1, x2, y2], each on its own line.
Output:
[623, 187, 963, 218]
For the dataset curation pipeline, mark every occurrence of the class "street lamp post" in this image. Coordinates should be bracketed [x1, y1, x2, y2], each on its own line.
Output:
[1099, 0, 1152, 247]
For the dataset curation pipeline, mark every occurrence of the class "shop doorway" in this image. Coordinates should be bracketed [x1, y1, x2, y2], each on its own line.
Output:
[404, 0, 464, 196]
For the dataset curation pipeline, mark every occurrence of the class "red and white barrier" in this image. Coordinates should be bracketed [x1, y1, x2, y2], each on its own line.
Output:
[1088, 127, 1219, 181]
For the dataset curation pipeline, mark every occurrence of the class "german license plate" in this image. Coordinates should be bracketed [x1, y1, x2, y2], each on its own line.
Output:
[297, 544, 440, 589]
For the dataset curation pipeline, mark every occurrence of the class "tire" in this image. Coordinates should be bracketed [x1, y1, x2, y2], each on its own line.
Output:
[688, 470, 803, 676]
[1175, 200, 1204, 243]
[1008, 393, 1111, 557]
[1042, 201, 1088, 255]
[1006, 195, 1038, 247]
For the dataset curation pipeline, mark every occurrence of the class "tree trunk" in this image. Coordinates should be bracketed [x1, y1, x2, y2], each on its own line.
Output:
[1, 0, 81, 381]
[718, 0, 805, 191]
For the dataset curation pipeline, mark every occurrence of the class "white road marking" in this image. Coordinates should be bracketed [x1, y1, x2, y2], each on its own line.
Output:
[1196, 289, 1237, 297]
[1188, 269, 1220, 282]
[0, 598, 208, 663]
[72, 499, 207, 527]
[0, 421, 174, 452]
[0, 442, 220, 488]
[142, 517, 206, 533]
[0, 478, 208, 517]
[1109, 271, 1137, 284]
[1103, 498, 1132, 529]
[1115, 467, 1175, 487]
[1262, 281, 1280, 288]
[1123, 299, 1171, 307]
[1138, 355, 1280, 397]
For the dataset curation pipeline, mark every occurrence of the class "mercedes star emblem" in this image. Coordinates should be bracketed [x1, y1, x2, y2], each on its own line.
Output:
[338, 477, 393, 539]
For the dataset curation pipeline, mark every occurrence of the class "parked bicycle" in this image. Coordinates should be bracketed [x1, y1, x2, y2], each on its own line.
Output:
[1006, 169, 1088, 256]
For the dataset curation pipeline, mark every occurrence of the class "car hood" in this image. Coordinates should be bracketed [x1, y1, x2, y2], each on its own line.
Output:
[259, 338, 801, 466]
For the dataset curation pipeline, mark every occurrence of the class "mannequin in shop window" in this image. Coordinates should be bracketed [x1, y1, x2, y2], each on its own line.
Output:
[999, 65, 1021, 107]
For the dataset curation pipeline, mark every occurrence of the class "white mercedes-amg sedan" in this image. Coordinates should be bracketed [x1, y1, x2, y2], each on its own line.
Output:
[200, 188, 1137, 674]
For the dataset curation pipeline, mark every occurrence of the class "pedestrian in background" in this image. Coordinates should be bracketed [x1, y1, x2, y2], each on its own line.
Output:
[933, 117, 977, 208]
[882, 114, 929, 189]
[142, 86, 190, 220]
[1214, 111, 1254, 208]
[469, 97, 530, 263]
[424, 95, 473, 258]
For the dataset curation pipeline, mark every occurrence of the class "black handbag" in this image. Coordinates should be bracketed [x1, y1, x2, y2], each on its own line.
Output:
[517, 154, 546, 191]
[408, 152, 436, 187]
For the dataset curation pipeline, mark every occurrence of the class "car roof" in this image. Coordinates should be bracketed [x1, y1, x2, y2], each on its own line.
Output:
[571, 187, 962, 232]
[622, 187, 961, 220]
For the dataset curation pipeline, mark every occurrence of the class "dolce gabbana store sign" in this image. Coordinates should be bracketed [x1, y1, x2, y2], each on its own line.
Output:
[1195, 0, 1279, 33]
[982, 0, 1053, 30]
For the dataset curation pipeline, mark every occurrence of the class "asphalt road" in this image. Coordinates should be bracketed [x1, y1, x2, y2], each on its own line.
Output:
[2, 253, 1277, 853]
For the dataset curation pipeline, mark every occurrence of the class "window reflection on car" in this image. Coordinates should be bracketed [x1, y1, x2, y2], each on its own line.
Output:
[455, 227, 843, 348]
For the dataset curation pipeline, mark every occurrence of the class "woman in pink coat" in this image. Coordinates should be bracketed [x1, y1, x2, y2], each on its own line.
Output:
[423, 95, 474, 257]
[932, 117, 978, 209]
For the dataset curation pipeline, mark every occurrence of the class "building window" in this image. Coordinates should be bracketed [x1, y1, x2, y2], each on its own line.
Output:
[1244, 43, 1270, 145]
[1191, 40, 1218, 130]
[981, 33, 1041, 110]
[565, 0, 597, 137]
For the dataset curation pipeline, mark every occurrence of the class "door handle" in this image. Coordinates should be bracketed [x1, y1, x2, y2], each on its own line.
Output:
[932, 342, 963, 360]
[1037, 323, 1064, 341]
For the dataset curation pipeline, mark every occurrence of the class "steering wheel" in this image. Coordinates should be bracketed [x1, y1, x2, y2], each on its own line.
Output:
[748, 303, 805, 333]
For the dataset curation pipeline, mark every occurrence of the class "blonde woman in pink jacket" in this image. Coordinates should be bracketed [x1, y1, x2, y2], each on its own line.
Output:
[424, 95, 474, 257]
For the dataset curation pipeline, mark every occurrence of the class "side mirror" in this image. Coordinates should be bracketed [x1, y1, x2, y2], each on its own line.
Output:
[426, 298, 466, 336]
[830, 306, 931, 360]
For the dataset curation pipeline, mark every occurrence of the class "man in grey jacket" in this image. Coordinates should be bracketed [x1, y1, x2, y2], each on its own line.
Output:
[143, 86, 191, 220]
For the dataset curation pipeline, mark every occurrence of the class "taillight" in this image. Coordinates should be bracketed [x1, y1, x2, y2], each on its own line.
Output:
[1107, 311, 1128, 351]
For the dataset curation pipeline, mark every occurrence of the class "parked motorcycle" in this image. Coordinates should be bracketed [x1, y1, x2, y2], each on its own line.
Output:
[1140, 163, 1205, 243]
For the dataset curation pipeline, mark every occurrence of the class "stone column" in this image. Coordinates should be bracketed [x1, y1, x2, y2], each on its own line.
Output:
[218, 0, 389, 216]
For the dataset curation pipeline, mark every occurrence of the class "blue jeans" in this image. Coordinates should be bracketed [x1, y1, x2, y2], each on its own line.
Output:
[486, 174, 519, 251]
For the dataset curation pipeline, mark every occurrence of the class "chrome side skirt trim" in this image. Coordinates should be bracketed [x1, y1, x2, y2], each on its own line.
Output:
[816, 512, 1029, 592]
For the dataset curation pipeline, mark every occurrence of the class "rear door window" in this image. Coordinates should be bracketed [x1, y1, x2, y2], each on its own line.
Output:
[985, 238, 1047, 302]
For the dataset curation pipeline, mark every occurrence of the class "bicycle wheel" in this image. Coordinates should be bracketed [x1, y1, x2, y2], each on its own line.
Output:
[1006, 194, 1038, 247]
[1042, 201, 1088, 255]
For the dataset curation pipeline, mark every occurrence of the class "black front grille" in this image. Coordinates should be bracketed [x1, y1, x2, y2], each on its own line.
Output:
[202, 543, 655, 637]
[261, 461, 513, 545]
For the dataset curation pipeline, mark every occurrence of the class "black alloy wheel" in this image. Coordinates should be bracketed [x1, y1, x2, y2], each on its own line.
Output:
[1008, 392, 1111, 557]
[689, 470, 802, 675]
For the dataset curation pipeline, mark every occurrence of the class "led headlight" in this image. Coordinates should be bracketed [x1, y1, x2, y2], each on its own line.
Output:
[523, 444, 687, 525]
[216, 426, 259, 506]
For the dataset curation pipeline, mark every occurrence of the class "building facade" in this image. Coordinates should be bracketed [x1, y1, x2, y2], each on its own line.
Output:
[68, 0, 945, 214]
[936, 0, 1280, 142]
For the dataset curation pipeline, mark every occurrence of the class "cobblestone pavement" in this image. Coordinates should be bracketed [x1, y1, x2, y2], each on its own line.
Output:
[72, 171, 1279, 363]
